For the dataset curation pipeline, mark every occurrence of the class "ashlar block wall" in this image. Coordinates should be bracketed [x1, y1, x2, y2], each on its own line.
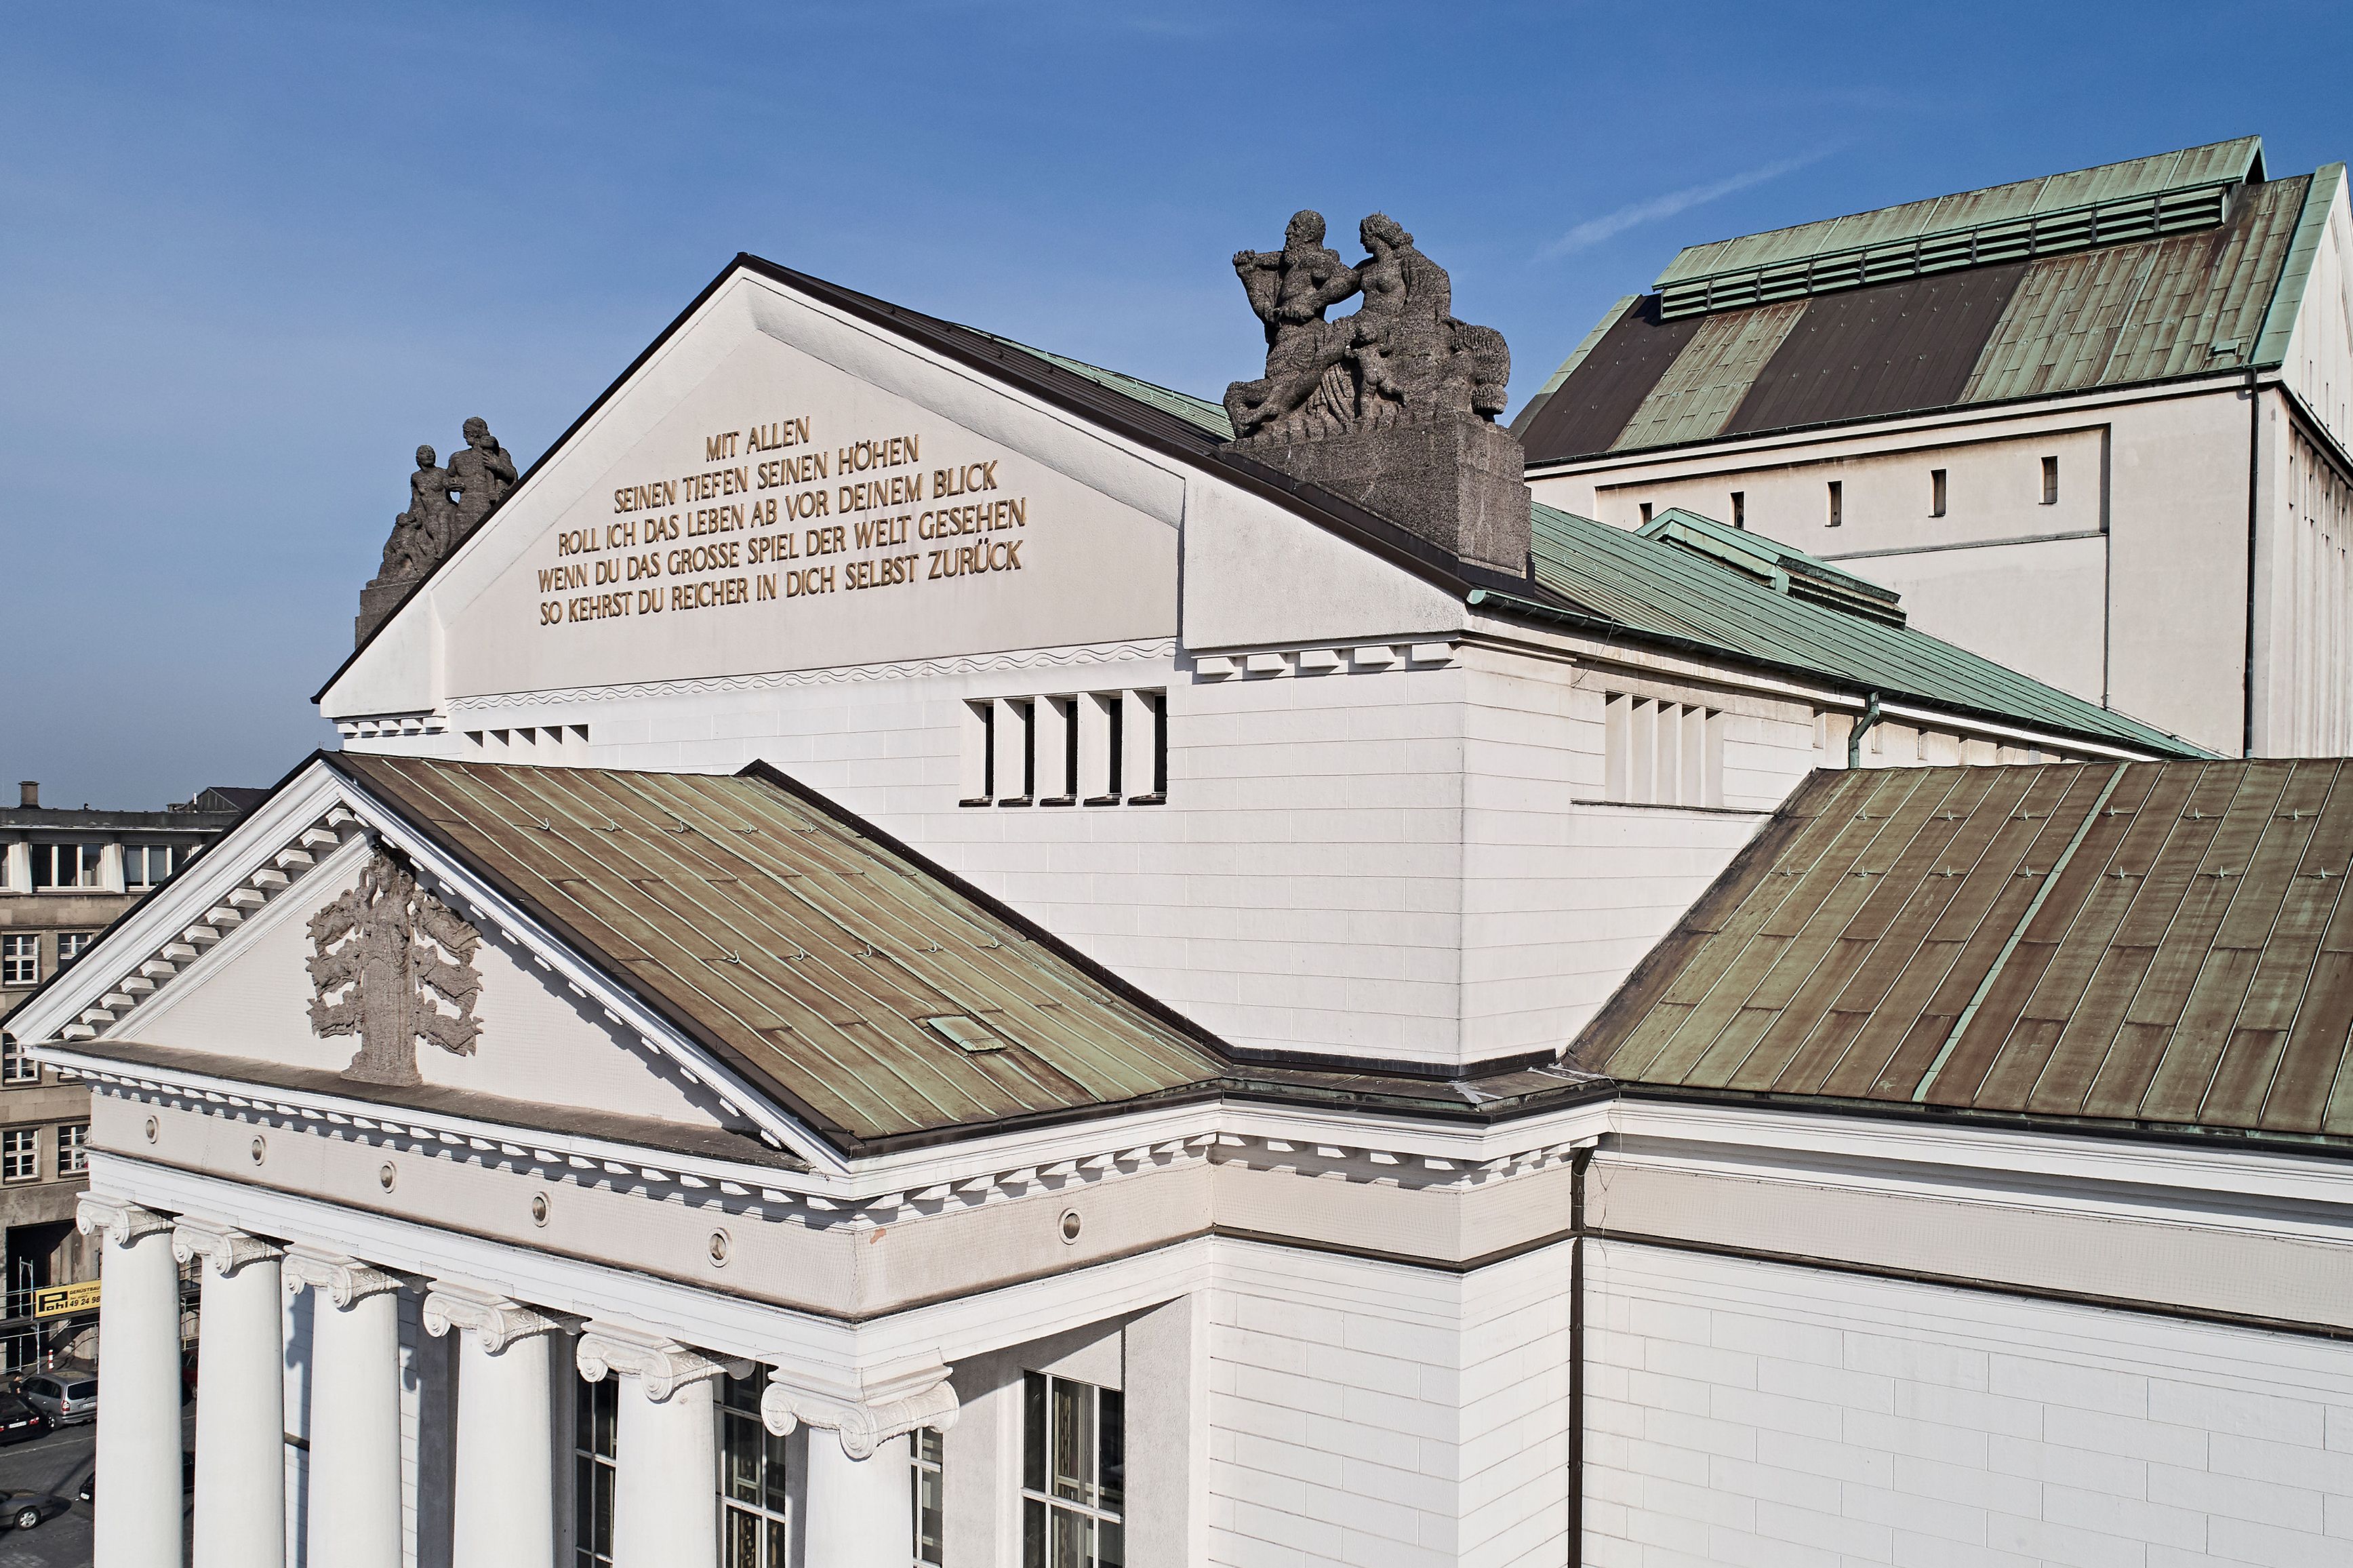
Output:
[1586, 1241, 2353, 1568]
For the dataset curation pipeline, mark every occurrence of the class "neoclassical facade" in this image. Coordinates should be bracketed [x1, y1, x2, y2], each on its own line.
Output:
[16, 252, 2353, 1568]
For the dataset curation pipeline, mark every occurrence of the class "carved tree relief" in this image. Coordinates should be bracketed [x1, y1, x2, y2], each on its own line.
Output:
[308, 851, 483, 1086]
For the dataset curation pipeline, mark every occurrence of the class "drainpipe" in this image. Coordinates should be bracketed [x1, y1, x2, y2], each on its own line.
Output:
[1569, 1145, 1590, 1567]
[2244, 366, 2261, 759]
[1847, 692, 1883, 769]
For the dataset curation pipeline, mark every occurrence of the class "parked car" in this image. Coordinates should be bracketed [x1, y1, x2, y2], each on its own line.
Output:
[0, 1394, 44, 1446]
[0, 1493, 62, 1531]
[15, 1375, 95, 1426]
[75, 1451, 193, 1505]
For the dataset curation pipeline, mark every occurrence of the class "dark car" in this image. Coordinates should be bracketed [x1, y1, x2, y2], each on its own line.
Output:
[0, 1394, 43, 1446]
[0, 1493, 62, 1531]
[75, 1451, 195, 1505]
[16, 1375, 94, 1426]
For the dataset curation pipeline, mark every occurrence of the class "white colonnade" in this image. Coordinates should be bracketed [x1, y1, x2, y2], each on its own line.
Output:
[74, 1193, 950, 1568]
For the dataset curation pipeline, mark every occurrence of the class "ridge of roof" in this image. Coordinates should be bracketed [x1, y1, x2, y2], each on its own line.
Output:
[972, 331, 1234, 439]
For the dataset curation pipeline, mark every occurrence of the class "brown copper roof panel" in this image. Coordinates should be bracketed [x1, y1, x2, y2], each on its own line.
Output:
[330, 755, 1224, 1152]
[1515, 297, 1700, 463]
[1572, 759, 2353, 1148]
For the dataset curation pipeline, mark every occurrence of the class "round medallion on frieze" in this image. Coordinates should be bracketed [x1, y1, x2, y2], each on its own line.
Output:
[529, 1192, 550, 1226]
[144, 1116, 158, 1144]
[378, 1162, 397, 1192]
[708, 1229, 731, 1267]
[1059, 1209, 1083, 1244]
[250, 1137, 266, 1165]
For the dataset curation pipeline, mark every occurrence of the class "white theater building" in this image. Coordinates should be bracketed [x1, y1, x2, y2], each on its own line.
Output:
[12, 248, 2353, 1568]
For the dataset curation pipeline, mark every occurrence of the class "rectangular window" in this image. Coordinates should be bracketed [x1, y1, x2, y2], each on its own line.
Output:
[1730, 490, 1745, 529]
[1125, 691, 1167, 804]
[1638, 501, 1653, 524]
[1931, 468, 1948, 517]
[2041, 456, 2059, 504]
[1826, 480, 1843, 528]
[1, 1037, 37, 1085]
[961, 701, 997, 806]
[57, 1124, 86, 1176]
[967, 691, 1166, 807]
[0, 938, 35, 989]
[55, 934, 92, 969]
[912, 1427, 944, 1567]
[719, 1367, 790, 1567]
[1, 1130, 38, 1184]
[1023, 1371, 1123, 1568]
[573, 1370, 617, 1567]
[1603, 693, 1726, 807]
[123, 846, 174, 889]
[27, 846, 101, 891]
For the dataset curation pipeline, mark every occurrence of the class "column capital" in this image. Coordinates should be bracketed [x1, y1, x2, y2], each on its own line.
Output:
[422, 1284, 563, 1354]
[173, 1218, 284, 1277]
[77, 1194, 173, 1247]
[761, 1356, 961, 1459]
[576, 1322, 746, 1403]
[283, 1245, 405, 1309]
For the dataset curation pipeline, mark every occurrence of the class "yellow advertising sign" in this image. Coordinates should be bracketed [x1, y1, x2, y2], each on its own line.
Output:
[32, 1281, 98, 1318]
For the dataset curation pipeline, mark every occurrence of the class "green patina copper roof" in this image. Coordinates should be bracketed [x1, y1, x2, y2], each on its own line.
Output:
[1472, 505, 2209, 759]
[1521, 139, 2344, 464]
[980, 331, 1234, 439]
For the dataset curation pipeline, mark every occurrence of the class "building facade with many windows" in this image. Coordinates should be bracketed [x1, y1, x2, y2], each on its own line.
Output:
[14, 248, 2353, 1568]
[0, 782, 245, 1356]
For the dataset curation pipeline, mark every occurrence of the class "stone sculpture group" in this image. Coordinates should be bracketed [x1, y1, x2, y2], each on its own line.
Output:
[1224, 211, 1510, 443]
[356, 416, 518, 642]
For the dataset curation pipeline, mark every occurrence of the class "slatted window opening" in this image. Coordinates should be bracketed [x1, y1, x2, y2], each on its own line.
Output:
[964, 690, 1165, 807]
[1605, 694, 1726, 807]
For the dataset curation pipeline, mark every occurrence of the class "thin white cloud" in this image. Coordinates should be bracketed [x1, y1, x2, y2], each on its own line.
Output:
[1539, 150, 1838, 260]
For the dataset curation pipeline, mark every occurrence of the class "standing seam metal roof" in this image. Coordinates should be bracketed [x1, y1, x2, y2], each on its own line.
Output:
[1571, 759, 2353, 1147]
[331, 755, 1225, 1152]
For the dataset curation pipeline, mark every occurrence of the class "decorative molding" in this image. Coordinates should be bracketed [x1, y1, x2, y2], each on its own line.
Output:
[307, 851, 483, 1086]
[421, 1284, 562, 1354]
[1192, 639, 1457, 681]
[761, 1356, 961, 1458]
[76, 1195, 173, 1249]
[172, 1219, 283, 1278]
[443, 639, 1179, 716]
[576, 1323, 746, 1402]
[283, 1245, 405, 1308]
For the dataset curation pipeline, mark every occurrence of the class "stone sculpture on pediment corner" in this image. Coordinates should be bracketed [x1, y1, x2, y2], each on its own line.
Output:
[307, 849, 483, 1087]
[356, 416, 518, 645]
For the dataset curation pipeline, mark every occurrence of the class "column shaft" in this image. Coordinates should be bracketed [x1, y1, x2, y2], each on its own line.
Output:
[92, 1218, 182, 1568]
[192, 1253, 285, 1568]
[612, 1375, 716, 1568]
[807, 1434, 914, 1568]
[451, 1329, 555, 1568]
[306, 1287, 403, 1568]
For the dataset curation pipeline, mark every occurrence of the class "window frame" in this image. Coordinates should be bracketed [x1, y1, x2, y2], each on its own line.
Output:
[0, 937, 37, 990]
[1, 1129, 40, 1184]
[0, 1036, 38, 1086]
[54, 933, 93, 971]
[572, 1369, 618, 1568]
[718, 1366, 792, 1567]
[58, 1123, 87, 1176]
[911, 1426, 944, 1567]
[1021, 1371, 1125, 1568]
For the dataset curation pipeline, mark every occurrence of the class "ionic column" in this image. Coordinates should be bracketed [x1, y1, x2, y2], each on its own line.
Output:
[765, 1363, 961, 1568]
[79, 1196, 182, 1568]
[285, 1247, 405, 1568]
[576, 1326, 740, 1568]
[174, 1220, 286, 1568]
[423, 1284, 563, 1568]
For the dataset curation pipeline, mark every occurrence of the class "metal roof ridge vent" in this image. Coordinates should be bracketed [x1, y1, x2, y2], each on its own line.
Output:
[1638, 507, 1907, 626]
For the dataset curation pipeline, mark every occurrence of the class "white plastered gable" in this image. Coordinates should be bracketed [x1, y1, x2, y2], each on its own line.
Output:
[320, 263, 1201, 725]
[13, 759, 841, 1172]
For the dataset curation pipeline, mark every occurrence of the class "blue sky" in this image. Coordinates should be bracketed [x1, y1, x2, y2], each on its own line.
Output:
[6, 0, 2350, 806]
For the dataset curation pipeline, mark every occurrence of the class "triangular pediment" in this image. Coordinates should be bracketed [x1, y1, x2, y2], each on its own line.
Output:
[11, 757, 828, 1168]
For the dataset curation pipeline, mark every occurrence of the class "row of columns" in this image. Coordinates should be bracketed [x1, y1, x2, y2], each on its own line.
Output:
[80, 1197, 952, 1568]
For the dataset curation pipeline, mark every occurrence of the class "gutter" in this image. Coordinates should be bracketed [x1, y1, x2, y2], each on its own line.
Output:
[1847, 692, 1882, 769]
[2245, 365, 2262, 757]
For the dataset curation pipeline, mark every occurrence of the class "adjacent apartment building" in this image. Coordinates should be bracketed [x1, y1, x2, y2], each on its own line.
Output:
[1514, 136, 2353, 761]
[0, 782, 249, 1358]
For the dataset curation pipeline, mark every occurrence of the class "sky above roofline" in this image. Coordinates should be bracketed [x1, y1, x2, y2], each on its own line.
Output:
[7, 0, 2353, 804]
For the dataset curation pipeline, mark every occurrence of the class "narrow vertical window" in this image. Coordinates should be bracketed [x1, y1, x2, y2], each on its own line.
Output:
[962, 701, 996, 806]
[1603, 694, 1632, 801]
[1082, 693, 1121, 805]
[718, 1367, 790, 1565]
[1638, 502, 1653, 524]
[1930, 468, 1947, 517]
[2041, 456, 2059, 504]
[1022, 1372, 1124, 1568]
[1730, 491, 1745, 530]
[1123, 691, 1165, 804]
[912, 1428, 944, 1566]
[992, 698, 1034, 805]
[1036, 698, 1077, 805]
[1826, 481, 1843, 528]
[572, 1369, 617, 1568]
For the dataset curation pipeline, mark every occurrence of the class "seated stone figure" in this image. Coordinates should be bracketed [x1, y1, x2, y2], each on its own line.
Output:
[445, 416, 519, 533]
[1222, 211, 1362, 440]
[378, 445, 456, 579]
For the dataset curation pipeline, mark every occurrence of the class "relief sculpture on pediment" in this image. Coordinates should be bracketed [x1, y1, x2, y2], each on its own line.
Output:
[307, 850, 483, 1086]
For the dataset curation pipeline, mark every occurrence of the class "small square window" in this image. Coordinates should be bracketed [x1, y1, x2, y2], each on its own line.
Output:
[0, 937, 36, 989]
[2, 1129, 39, 1183]
[56, 933, 93, 969]
[0, 1037, 35, 1085]
[1638, 501, 1654, 524]
[123, 846, 174, 890]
